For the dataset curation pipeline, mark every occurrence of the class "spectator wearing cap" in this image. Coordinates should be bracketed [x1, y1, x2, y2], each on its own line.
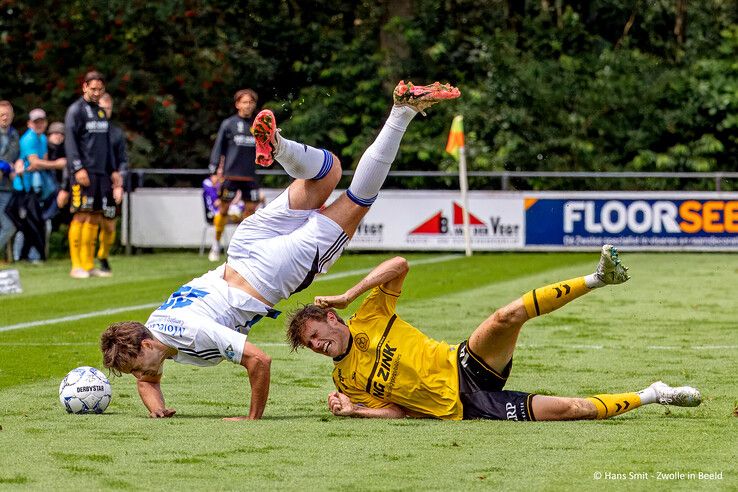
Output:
[0, 100, 20, 261]
[13, 108, 66, 262]
[47, 121, 66, 166]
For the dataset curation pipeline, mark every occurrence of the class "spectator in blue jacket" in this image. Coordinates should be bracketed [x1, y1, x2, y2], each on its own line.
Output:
[13, 108, 65, 262]
[0, 100, 20, 262]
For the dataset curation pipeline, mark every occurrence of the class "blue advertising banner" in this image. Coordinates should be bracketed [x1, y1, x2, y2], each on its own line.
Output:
[525, 194, 738, 250]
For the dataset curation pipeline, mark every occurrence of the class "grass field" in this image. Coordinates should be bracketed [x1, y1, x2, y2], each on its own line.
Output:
[0, 251, 736, 490]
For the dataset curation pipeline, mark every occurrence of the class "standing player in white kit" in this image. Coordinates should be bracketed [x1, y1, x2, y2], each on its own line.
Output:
[100, 81, 461, 420]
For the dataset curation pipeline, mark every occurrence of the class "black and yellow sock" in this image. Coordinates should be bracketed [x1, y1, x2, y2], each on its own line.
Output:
[97, 226, 115, 260]
[522, 276, 589, 318]
[213, 213, 227, 242]
[68, 220, 83, 270]
[587, 392, 642, 419]
[80, 222, 99, 271]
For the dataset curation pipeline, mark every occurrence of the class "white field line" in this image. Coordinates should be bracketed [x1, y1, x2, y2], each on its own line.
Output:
[0, 255, 463, 333]
[0, 303, 162, 333]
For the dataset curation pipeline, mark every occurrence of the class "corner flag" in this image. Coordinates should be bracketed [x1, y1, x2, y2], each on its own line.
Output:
[445, 115, 465, 160]
[446, 114, 472, 256]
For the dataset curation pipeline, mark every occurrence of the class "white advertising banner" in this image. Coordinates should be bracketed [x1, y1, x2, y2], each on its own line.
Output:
[123, 188, 524, 251]
[124, 188, 737, 251]
[345, 190, 525, 250]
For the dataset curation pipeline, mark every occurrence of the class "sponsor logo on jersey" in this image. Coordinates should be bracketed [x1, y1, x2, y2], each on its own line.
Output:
[370, 343, 397, 399]
[98, 109, 105, 118]
[158, 285, 209, 310]
[233, 134, 255, 146]
[148, 322, 185, 337]
[85, 120, 109, 133]
[224, 344, 236, 362]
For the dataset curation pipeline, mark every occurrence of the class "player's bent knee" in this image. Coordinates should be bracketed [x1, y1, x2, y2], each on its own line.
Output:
[326, 154, 342, 180]
[491, 304, 525, 330]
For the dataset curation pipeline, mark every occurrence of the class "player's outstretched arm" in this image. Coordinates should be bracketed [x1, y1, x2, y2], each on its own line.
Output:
[136, 375, 176, 418]
[225, 341, 272, 421]
[314, 256, 409, 309]
[327, 391, 406, 419]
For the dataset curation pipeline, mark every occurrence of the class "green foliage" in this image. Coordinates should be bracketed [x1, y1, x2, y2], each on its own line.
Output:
[1, 1, 737, 189]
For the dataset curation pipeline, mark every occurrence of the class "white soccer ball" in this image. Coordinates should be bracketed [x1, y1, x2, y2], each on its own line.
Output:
[58, 366, 112, 414]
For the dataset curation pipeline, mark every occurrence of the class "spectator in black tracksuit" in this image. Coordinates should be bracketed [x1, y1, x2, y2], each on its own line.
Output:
[64, 70, 118, 279]
[207, 88, 261, 262]
[94, 92, 127, 274]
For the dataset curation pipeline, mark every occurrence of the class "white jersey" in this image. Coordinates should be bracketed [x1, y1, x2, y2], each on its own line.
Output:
[146, 191, 348, 366]
[227, 190, 348, 305]
[145, 265, 278, 367]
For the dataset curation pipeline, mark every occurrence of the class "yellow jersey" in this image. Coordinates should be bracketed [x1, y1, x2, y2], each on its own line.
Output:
[332, 286, 463, 420]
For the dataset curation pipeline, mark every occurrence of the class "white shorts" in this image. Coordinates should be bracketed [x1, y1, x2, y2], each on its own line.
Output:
[227, 190, 349, 305]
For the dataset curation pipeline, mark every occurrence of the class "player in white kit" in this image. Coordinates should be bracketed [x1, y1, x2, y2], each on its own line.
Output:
[100, 81, 461, 420]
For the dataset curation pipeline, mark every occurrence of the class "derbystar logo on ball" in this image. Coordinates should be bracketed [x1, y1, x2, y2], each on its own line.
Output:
[58, 366, 112, 414]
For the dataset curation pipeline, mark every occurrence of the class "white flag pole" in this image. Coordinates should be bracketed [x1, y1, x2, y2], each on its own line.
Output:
[458, 145, 472, 257]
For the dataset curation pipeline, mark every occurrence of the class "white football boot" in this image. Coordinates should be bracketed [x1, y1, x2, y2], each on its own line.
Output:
[649, 381, 702, 407]
[595, 244, 630, 285]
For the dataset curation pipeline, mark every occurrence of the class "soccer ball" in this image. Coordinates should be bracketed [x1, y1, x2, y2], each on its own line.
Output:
[58, 366, 112, 414]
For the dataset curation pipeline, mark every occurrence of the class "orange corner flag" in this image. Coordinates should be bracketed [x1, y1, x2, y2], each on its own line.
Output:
[445, 115, 464, 160]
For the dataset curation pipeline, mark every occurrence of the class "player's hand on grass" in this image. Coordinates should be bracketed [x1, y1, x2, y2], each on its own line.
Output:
[314, 294, 351, 309]
[327, 391, 354, 417]
[149, 408, 176, 418]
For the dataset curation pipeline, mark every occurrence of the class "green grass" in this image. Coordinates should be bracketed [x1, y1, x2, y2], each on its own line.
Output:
[0, 251, 736, 490]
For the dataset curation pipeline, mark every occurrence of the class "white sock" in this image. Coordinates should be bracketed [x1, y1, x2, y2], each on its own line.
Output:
[347, 105, 417, 206]
[584, 273, 605, 288]
[637, 386, 657, 405]
[273, 134, 333, 180]
[211, 238, 220, 252]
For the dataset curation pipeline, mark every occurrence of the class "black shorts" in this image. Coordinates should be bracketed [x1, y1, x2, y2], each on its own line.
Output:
[70, 173, 116, 219]
[457, 340, 537, 421]
[220, 178, 260, 203]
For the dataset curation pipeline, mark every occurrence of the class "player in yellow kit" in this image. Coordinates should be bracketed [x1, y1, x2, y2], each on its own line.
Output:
[287, 247, 702, 421]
